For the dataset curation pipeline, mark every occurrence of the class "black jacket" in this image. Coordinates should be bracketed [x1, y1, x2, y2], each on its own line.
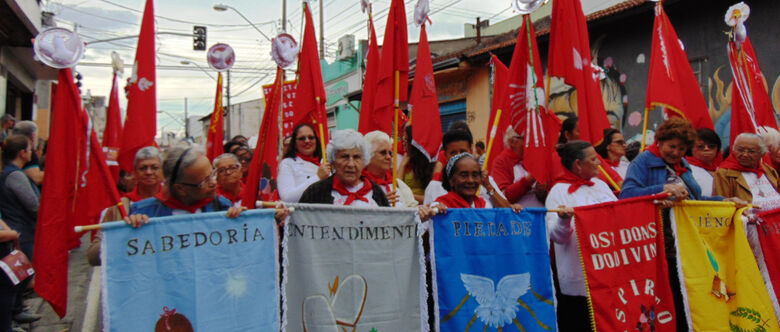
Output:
[299, 176, 390, 206]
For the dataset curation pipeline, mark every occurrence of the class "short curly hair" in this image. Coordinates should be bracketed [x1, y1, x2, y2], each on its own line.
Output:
[654, 117, 696, 148]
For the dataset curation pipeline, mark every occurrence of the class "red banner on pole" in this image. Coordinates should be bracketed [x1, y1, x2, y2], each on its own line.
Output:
[757, 208, 780, 304]
[263, 80, 297, 138]
[574, 195, 677, 331]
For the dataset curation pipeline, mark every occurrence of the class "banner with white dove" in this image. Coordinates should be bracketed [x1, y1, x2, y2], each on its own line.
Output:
[430, 208, 556, 332]
[101, 209, 280, 331]
[283, 204, 425, 332]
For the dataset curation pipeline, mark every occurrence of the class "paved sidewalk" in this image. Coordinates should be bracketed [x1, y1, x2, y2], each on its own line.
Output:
[18, 234, 99, 332]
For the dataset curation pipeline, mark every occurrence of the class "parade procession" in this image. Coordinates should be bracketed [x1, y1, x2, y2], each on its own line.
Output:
[3, 0, 780, 330]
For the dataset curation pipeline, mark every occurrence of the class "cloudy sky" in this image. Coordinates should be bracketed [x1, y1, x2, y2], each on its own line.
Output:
[46, 0, 619, 134]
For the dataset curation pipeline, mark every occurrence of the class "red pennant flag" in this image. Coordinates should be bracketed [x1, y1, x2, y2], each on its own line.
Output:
[505, 16, 560, 185]
[373, 0, 409, 136]
[757, 208, 780, 305]
[243, 68, 283, 208]
[645, 4, 714, 130]
[548, 0, 611, 144]
[262, 80, 297, 138]
[729, 38, 778, 145]
[292, 2, 329, 144]
[35, 69, 123, 318]
[118, 0, 156, 172]
[207, 72, 225, 161]
[408, 25, 442, 162]
[574, 194, 677, 330]
[103, 71, 123, 181]
[358, 18, 381, 134]
[485, 54, 510, 172]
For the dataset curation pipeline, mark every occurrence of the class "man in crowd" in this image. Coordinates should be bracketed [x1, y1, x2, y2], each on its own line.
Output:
[123, 147, 164, 202]
[0, 114, 15, 143]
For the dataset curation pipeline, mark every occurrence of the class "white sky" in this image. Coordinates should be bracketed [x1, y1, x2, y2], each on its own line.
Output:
[45, 0, 620, 133]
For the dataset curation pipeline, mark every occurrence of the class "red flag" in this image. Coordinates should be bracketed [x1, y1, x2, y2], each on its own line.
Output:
[757, 208, 780, 305]
[103, 71, 123, 181]
[408, 25, 442, 162]
[504, 16, 560, 185]
[645, 4, 714, 130]
[35, 69, 123, 317]
[373, 0, 409, 136]
[485, 54, 511, 172]
[548, 0, 611, 144]
[206, 72, 225, 161]
[243, 68, 283, 208]
[358, 17, 381, 134]
[574, 194, 676, 330]
[263, 80, 297, 138]
[729, 38, 777, 144]
[292, 2, 329, 144]
[118, 0, 156, 172]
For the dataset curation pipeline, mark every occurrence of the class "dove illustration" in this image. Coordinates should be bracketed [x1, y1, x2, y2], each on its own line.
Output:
[461, 273, 531, 328]
[38, 30, 82, 66]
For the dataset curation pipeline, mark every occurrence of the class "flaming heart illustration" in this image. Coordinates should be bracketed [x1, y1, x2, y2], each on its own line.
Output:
[303, 274, 367, 332]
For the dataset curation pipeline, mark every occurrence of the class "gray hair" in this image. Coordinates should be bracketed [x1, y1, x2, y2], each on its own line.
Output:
[757, 126, 780, 152]
[364, 130, 391, 158]
[0, 114, 15, 123]
[326, 129, 370, 163]
[163, 144, 206, 186]
[11, 121, 37, 139]
[734, 132, 767, 154]
[212, 153, 240, 168]
[133, 146, 162, 169]
[503, 126, 519, 147]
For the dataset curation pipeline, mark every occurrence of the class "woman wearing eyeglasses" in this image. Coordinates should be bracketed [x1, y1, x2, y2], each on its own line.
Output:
[594, 128, 629, 178]
[214, 153, 243, 205]
[277, 124, 332, 203]
[685, 128, 722, 196]
[714, 133, 780, 208]
[123, 146, 164, 202]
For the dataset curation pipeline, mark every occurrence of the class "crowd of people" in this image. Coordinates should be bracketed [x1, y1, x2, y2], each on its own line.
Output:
[4, 112, 780, 331]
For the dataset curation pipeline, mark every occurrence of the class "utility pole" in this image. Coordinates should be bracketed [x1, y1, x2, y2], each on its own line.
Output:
[184, 97, 189, 138]
[226, 70, 231, 139]
[319, 0, 324, 58]
[282, 0, 287, 31]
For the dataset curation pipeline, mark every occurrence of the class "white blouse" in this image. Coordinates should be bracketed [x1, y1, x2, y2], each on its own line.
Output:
[277, 157, 321, 203]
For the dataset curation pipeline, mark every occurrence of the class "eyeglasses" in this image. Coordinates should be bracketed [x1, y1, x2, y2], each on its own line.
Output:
[611, 140, 626, 146]
[734, 147, 760, 155]
[217, 164, 240, 175]
[695, 143, 718, 150]
[297, 135, 317, 142]
[137, 165, 160, 172]
[375, 149, 392, 156]
[178, 170, 217, 189]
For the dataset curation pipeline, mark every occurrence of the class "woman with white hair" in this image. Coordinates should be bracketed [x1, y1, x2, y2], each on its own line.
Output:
[213, 153, 243, 205]
[123, 146, 164, 202]
[299, 130, 389, 206]
[491, 126, 542, 207]
[714, 133, 780, 209]
[363, 131, 417, 207]
[757, 126, 780, 174]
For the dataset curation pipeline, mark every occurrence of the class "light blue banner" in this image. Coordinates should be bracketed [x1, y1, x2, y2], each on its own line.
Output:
[431, 208, 556, 332]
[101, 209, 279, 331]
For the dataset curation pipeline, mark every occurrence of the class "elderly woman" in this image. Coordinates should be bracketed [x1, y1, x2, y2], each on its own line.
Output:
[214, 153, 243, 205]
[434, 153, 516, 209]
[363, 131, 417, 207]
[594, 128, 629, 178]
[758, 126, 780, 174]
[685, 128, 722, 196]
[545, 140, 616, 330]
[123, 146, 163, 202]
[0, 135, 39, 260]
[299, 129, 389, 206]
[277, 124, 331, 203]
[714, 133, 780, 209]
[489, 127, 542, 207]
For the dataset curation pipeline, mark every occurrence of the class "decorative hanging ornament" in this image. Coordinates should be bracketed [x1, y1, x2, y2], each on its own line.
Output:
[33, 27, 86, 69]
[207, 43, 235, 71]
[414, 0, 430, 26]
[271, 33, 299, 68]
[511, 0, 548, 14]
[111, 51, 124, 76]
[725, 2, 750, 45]
[361, 0, 371, 14]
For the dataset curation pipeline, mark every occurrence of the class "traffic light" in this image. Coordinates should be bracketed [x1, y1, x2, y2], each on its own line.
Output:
[193, 26, 207, 51]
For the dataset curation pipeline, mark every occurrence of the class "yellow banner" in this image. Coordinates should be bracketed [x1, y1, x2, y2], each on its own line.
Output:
[672, 200, 779, 331]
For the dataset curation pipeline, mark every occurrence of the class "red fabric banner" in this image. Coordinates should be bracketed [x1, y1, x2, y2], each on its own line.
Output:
[243, 68, 283, 208]
[292, 3, 328, 144]
[645, 3, 714, 130]
[408, 25, 442, 162]
[118, 0, 156, 172]
[548, 0, 610, 144]
[372, 0, 409, 136]
[757, 208, 780, 303]
[358, 17, 381, 135]
[262, 80, 296, 138]
[103, 71, 122, 182]
[728, 37, 778, 145]
[206, 72, 224, 161]
[485, 54, 510, 172]
[574, 194, 677, 331]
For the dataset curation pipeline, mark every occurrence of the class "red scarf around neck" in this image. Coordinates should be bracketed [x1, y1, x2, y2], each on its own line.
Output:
[361, 169, 392, 192]
[154, 192, 214, 214]
[218, 184, 243, 204]
[720, 153, 765, 179]
[685, 155, 720, 172]
[647, 143, 688, 176]
[555, 169, 595, 194]
[435, 191, 486, 208]
[332, 177, 373, 205]
[296, 153, 321, 166]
